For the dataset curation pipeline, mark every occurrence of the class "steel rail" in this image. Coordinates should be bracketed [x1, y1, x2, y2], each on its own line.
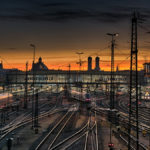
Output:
[48, 112, 75, 150]
[35, 111, 71, 150]
[0, 107, 64, 141]
[49, 122, 88, 150]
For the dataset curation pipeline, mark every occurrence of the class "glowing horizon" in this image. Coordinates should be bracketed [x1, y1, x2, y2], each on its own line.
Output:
[0, 0, 150, 72]
[1, 55, 146, 71]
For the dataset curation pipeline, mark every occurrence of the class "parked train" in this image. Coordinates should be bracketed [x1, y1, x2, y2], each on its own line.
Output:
[0, 92, 14, 109]
[116, 89, 124, 96]
[69, 90, 91, 103]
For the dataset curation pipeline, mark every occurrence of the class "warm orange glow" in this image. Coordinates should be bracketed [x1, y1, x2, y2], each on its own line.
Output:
[3, 59, 145, 71]
[1, 48, 148, 71]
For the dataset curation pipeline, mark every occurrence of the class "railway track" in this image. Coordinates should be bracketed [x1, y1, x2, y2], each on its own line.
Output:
[94, 95, 148, 149]
[0, 92, 67, 138]
[84, 110, 98, 150]
[34, 100, 99, 150]
[50, 111, 98, 150]
[0, 106, 65, 143]
[49, 121, 88, 150]
[0, 95, 52, 130]
[113, 130, 147, 150]
[35, 111, 75, 150]
[0, 101, 56, 135]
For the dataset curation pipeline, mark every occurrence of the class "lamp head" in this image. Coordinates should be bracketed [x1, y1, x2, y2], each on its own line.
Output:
[107, 33, 119, 37]
[30, 44, 35, 48]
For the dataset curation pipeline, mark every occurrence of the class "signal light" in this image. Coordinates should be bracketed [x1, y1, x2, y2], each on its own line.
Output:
[108, 143, 114, 147]
[116, 126, 120, 131]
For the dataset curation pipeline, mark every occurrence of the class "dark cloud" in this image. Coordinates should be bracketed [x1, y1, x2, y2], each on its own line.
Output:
[39, 2, 72, 7]
[110, 5, 150, 22]
[0, 8, 131, 23]
[7, 48, 17, 50]
[0, 0, 135, 23]
[0, 0, 149, 24]
[95, 11, 130, 23]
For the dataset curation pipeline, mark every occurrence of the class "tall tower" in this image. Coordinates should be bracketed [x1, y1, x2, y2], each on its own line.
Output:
[95, 57, 100, 71]
[128, 12, 139, 150]
[0, 61, 3, 69]
[88, 56, 92, 71]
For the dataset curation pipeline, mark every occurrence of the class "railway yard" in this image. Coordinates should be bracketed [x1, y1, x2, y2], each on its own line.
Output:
[0, 87, 149, 150]
[1, 0, 150, 149]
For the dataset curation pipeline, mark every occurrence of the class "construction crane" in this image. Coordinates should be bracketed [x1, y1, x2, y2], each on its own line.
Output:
[76, 52, 85, 71]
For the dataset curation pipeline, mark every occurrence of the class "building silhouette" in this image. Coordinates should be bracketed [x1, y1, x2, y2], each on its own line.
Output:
[95, 57, 100, 71]
[32, 57, 48, 71]
[143, 63, 150, 74]
[0, 61, 3, 70]
[88, 56, 92, 71]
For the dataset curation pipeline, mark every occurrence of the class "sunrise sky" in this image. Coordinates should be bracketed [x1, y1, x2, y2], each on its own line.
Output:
[0, 0, 150, 71]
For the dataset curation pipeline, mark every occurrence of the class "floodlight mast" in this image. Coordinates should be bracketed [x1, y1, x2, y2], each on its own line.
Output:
[30, 44, 36, 63]
[107, 33, 118, 148]
[30, 44, 36, 129]
[107, 33, 119, 109]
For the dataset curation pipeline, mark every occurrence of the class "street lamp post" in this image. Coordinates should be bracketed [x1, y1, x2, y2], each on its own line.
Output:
[107, 33, 118, 148]
[107, 33, 118, 109]
[24, 62, 28, 109]
[30, 44, 36, 129]
[30, 44, 36, 62]
[76, 52, 84, 100]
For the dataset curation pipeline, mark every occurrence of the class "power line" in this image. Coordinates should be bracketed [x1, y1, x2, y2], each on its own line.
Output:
[0, 56, 67, 60]
[117, 55, 130, 66]
[0, 56, 13, 68]
[138, 23, 150, 33]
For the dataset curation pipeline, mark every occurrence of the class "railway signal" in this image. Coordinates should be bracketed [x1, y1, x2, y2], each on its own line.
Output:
[108, 143, 114, 150]
[142, 130, 146, 137]
[7, 138, 13, 150]
[115, 112, 120, 126]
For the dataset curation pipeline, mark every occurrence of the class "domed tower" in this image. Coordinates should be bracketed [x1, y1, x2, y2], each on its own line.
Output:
[0, 61, 3, 69]
[39, 57, 42, 63]
[95, 57, 100, 71]
[88, 56, 92, 71]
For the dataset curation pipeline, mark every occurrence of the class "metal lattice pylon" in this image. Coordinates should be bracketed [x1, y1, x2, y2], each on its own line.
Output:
[128, 12, 139, 150]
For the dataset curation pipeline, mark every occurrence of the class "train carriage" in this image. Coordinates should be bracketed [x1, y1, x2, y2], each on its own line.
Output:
[69, 90, 92, 109]
[0, 92, 13, 109]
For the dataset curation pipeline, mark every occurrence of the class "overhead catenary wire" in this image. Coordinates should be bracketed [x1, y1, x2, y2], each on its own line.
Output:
[138, 23, 150, 33]
[117, 55, 130, 66]
[0, 56, 14, 68]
